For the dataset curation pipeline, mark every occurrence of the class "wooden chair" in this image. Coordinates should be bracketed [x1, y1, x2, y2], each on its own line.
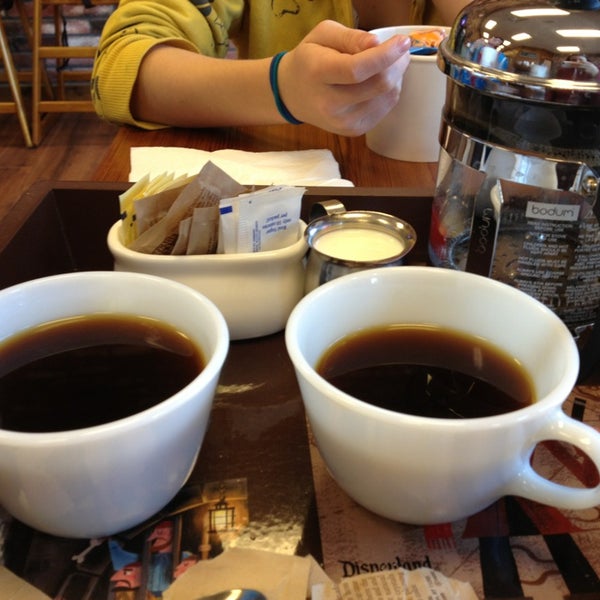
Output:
[0, 4, 32, 147]
[31, 0, 115, 145]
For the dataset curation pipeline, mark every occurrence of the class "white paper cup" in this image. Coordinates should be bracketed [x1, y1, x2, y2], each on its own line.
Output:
[366, 26, 449, 162]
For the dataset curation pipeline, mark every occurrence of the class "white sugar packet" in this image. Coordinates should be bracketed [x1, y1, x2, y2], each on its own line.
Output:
[219, 185, 304, 253]
[163, 548, 330, 600]
[312, 567, 479, 600]
[0, 566, 52, 600]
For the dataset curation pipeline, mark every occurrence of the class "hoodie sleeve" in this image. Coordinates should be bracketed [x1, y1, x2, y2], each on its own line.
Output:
[91, 0, 241, 128]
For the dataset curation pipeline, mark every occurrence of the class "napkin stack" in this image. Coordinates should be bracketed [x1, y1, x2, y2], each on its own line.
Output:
[0, 567, 51, 600]
[163, 548, 329, 600]
[129, 147, 354, 187]
[0, 548, 478, 599]
[162, 548, 479, 600]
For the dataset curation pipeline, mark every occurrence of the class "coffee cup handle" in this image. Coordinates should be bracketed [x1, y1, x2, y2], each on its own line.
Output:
[504, 410, 600, 509]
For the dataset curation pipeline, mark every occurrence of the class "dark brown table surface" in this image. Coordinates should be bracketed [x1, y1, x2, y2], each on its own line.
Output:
[2, 122, 600, 600]
[0, 181, 435, 600]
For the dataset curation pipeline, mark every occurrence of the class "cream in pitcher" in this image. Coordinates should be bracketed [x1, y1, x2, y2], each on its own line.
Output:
[304, 202, 416, 293]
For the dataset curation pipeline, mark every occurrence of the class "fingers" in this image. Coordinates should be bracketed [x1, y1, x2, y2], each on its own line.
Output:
[315, 50, 407, 112]
[331, 90, 405, 137]
[329, 62, 409, 137]
[281, 21, 413, 136]
[303, 20, 380, 54]
[303, 20, 411, 85]
[333, 35, 411, 85]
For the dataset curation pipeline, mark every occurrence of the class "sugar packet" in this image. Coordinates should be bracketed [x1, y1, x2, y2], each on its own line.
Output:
[219, 185, 305, 253]
[129, 162, 246, 255]
[119, 172, 192, 246]
[312, 567, 478, 600]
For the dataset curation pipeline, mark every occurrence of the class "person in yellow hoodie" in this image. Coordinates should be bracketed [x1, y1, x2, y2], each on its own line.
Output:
[92, 0, 467, 135]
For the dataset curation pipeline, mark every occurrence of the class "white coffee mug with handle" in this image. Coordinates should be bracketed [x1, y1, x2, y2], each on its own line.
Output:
[286, 266, 600, 524]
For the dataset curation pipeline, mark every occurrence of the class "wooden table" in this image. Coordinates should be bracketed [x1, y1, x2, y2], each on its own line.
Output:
[93, 122, 439, 190]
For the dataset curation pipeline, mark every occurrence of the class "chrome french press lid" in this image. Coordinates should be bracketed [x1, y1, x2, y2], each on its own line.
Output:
[439, 0, 600, 106]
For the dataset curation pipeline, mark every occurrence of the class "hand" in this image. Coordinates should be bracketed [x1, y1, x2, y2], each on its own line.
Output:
[279, 20, 411, 136]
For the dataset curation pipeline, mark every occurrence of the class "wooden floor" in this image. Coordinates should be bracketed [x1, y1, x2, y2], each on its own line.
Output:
[0, 108, 118, 224]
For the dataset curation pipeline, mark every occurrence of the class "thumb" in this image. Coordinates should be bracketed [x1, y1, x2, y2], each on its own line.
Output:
[304, 20, 380, 55]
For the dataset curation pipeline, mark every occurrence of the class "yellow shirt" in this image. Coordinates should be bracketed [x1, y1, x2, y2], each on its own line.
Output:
[91, 0, 435, 129]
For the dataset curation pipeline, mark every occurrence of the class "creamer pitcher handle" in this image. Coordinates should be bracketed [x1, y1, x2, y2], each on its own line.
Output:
[504, 410, 600, 510]
[308, 199, 346, 222]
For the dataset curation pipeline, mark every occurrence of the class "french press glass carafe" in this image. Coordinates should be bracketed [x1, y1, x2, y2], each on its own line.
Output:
[429, 0, 600, 348]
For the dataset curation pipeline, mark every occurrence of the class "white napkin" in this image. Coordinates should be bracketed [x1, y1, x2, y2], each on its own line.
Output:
[0, 567, 51, 600]
[129, 147, 354, 186]
[313, 567, 479, 599]
[161, 548, 478, 600]
[162, 548, 331, 600]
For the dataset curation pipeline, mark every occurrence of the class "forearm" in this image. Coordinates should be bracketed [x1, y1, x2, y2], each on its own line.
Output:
[102, 19, 410, 137]
[92, 0, 242, 128]
[131, 45, 284, 127]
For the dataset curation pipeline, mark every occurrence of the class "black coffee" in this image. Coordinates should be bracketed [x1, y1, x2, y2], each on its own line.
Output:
[316, 325, 534, 419]
[0, 314, 205, 432]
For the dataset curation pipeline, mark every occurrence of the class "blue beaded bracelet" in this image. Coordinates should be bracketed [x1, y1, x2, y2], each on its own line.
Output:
[269, 51, 303, 125]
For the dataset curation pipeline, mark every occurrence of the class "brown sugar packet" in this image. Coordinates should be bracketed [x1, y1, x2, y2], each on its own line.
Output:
[119, 173, 190, 245]
[184, 206, 221, 255]
[134, 175, 195, 238]
[129, 162, 246, 255]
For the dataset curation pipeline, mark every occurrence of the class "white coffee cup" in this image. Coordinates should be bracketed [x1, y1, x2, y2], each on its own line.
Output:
[0, 271, 229, 538]
[365, 26, 449, 162]
[285, 266, 600, 524]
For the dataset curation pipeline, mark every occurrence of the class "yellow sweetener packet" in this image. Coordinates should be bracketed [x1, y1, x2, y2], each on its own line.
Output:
[119, 173, 190, 246]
